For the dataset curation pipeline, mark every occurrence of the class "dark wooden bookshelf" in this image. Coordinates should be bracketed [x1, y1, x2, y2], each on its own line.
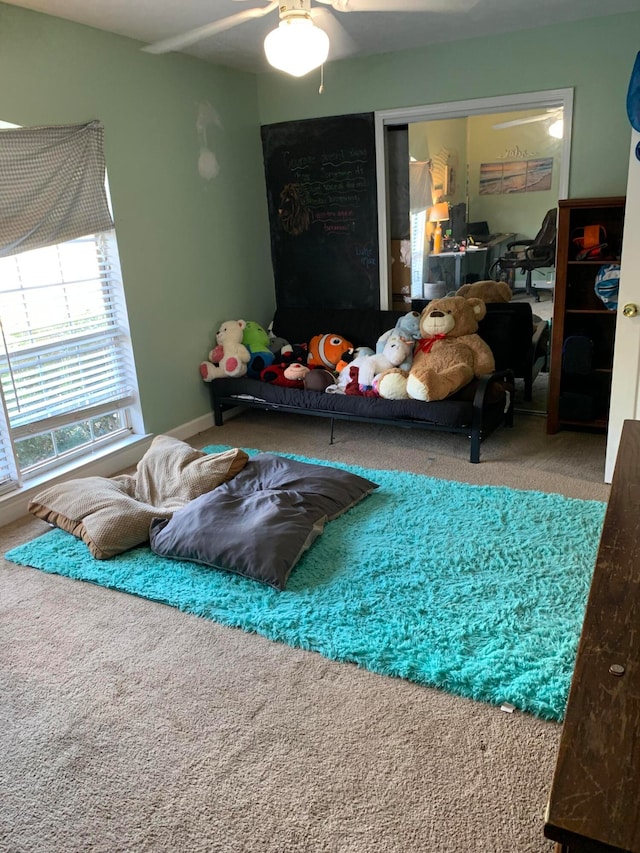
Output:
[547, 196, 625, 435]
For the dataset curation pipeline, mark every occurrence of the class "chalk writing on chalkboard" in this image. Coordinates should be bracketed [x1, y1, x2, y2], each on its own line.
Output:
[261, 113, 379, 310]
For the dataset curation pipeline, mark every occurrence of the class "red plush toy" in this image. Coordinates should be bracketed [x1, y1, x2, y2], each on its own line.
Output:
[260, 362, 310, 388]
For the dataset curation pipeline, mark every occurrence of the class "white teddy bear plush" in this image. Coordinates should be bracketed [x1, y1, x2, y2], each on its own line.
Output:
[199, 319, 251, 382]
[352, 333, 414, 389]
[324, 346, 375, 394]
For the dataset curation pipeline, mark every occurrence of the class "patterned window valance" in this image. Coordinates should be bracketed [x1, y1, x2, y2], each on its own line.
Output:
[0, 119, 114, 258]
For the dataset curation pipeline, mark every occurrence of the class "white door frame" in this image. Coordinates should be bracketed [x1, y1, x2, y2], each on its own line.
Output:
[605, 129, 640, 482]
[374, 88, 574, 309]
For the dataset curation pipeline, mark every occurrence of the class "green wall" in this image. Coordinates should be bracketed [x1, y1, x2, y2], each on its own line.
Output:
[257, 12, 639, 199]
[0, 2, 274, 436]
[466, 111, 563, 239]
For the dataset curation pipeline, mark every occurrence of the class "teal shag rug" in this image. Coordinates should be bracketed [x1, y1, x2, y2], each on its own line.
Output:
[6, 446, 606, 722]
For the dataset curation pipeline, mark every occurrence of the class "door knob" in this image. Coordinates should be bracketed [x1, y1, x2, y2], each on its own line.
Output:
[623, 303, 639, 318]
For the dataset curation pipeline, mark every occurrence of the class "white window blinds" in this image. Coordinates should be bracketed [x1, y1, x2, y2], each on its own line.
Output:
[0, 232, 135, 441]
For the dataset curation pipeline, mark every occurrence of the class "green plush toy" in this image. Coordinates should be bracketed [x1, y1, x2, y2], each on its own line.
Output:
[242, 321, 270, 352]
[242, 321, 274, 378]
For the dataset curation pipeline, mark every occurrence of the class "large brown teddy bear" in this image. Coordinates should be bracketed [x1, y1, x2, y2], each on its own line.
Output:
[376, 296, 495, 402]
[456, 279, 512, 303]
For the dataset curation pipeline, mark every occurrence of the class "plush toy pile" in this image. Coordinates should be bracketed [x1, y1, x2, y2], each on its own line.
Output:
[376, 297, 495, 402]
[199, 304, 496, 402]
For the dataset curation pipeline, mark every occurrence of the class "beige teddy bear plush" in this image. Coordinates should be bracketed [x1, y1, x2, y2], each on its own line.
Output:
[455, 279, 512, 303]
[376, 296, 495, 402]
[199, 319, 251, 381]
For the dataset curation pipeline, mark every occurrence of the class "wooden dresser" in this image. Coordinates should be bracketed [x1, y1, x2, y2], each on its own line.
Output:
[544, 418, 640, 852]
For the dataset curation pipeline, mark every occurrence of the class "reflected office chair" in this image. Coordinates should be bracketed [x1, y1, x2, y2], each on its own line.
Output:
[489, 208, 557, 301]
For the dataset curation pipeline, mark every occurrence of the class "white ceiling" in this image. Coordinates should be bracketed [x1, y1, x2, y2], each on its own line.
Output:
[5, 0, 640, 74]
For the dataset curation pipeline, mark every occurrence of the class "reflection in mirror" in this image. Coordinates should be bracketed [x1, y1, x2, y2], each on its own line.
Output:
[406, 106, 564, 303]
[378, 90, 572, 416]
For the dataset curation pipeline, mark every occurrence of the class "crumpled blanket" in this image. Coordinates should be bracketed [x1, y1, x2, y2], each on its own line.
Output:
[28, 435, 248, 559]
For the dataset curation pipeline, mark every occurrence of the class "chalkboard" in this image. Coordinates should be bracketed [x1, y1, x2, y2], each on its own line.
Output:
[261, 113, 379, 310]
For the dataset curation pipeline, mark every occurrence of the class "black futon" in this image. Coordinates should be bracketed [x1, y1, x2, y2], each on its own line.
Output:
[205, 304, 532, 463]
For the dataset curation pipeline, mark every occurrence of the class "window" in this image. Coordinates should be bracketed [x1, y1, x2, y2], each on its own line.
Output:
[0, 231, 138, 487]
[0, 120, 142, 494]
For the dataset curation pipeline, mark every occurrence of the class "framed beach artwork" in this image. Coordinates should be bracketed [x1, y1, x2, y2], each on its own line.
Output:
[479, 157, 553, 195]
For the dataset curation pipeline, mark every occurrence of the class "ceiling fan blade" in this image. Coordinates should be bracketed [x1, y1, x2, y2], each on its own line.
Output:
[142, 1, 278, 54]
[311, 8, 358, 59]
[324, 0, 477, 12]
[493, 112, 560, 130]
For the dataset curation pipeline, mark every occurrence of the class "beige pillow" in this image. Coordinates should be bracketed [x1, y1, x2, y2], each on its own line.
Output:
[133, 435, 248, 507]
[29, 437, 248, 559]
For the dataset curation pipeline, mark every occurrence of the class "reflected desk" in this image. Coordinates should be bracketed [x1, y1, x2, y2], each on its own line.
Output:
[476, 232, 517, 251]
[424, 247, 487, 290]
[475, 232, 518, 282]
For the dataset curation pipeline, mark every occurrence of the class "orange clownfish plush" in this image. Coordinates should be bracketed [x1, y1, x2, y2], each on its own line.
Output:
[307, 333, 354, 370]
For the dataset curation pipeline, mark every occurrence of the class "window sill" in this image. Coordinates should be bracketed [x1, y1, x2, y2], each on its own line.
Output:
[0, 432, 153, 529]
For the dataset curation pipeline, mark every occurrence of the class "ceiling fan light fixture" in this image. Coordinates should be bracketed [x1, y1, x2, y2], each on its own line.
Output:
[264, 16, 329, 77]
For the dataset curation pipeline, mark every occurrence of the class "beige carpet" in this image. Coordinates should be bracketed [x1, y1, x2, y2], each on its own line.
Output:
[0, 410, 609, 853]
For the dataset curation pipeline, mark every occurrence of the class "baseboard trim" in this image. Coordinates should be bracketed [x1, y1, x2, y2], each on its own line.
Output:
[166, 412, 215, 441]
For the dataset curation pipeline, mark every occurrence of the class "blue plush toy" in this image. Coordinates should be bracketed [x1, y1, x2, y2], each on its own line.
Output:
[375, 310, 421, 372]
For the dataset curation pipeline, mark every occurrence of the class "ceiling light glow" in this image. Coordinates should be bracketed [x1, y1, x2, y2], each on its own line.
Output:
[548, 118, 564, 139]
[264, 16, 329, 77]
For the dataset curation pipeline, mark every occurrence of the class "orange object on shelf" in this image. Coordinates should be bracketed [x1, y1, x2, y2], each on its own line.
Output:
[428, 202, 449, 256]
[433, 222, 443, 254]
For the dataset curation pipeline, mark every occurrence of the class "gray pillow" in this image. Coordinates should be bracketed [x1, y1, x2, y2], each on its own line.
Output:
[149, 453, 378, 590]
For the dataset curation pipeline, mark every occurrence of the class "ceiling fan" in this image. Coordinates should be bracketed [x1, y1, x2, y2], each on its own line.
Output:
[493, 108, 563, 131]
[142, 0, 476, 77]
